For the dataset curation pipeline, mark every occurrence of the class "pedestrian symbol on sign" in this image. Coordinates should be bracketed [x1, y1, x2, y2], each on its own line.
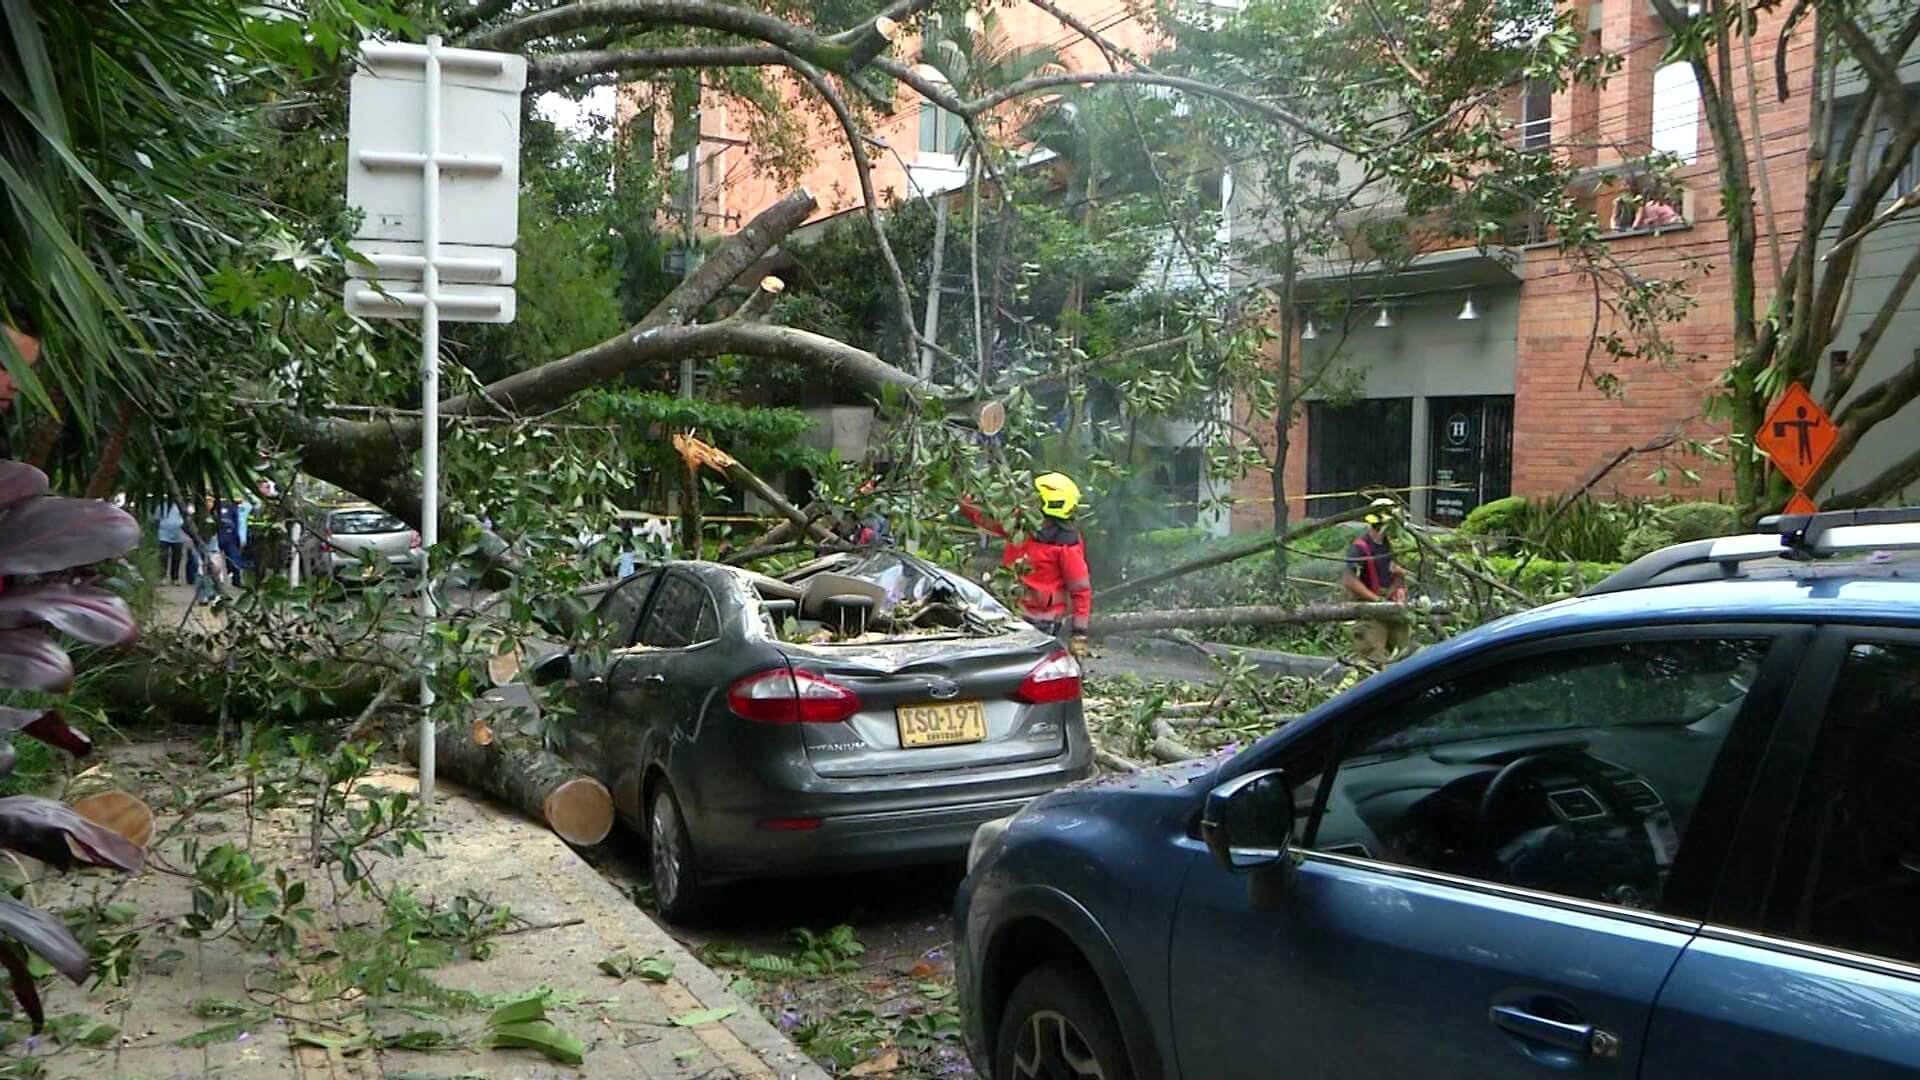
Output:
[1755, 384, 1838, 497]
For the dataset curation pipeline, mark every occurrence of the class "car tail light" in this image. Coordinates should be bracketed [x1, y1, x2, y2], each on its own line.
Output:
[408, 530, 422, 549]
[1013, 650, 1081, 704]
[728, 669, 861, 724]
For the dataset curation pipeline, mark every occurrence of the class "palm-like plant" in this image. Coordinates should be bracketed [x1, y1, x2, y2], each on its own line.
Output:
[0, 458, 144, 1029]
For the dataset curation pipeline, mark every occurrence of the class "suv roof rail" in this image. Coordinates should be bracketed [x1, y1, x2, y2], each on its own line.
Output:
[1585, 506, 1920, 596]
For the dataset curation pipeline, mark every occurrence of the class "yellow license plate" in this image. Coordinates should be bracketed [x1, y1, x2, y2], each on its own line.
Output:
[897, 701, 987, 748]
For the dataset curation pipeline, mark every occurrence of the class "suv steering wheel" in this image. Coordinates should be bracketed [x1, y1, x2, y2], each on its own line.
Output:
[1475, 750, 1660, 898]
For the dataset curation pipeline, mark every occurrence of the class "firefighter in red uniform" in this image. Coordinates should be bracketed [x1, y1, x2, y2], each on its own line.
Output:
[960, 473, 1094, 657]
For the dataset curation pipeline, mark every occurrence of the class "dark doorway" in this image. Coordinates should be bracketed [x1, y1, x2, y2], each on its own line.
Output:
[1427, 396, 1514, 526]
[1306, 398, 1412, 517]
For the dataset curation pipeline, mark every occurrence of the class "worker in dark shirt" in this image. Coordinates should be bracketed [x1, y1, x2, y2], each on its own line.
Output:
[1342, 497, 1409, 663]
[960, 473, 1095, 657]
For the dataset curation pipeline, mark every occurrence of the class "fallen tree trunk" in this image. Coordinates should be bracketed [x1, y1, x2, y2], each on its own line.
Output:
[1103, 506, 1371, 603]
[1091, 602, 1440, 637]
[402, 712, 613, 848]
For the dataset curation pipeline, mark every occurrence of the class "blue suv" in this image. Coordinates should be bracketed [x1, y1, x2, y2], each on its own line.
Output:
[955, 508, 1920, 1079]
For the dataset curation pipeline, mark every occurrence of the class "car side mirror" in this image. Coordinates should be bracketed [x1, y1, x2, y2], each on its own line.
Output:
[529, 651, 572, 687]
[1201, 768, 1295, 872]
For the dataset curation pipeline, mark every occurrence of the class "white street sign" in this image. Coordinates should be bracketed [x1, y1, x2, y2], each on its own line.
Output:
[344, 36, 524, 811]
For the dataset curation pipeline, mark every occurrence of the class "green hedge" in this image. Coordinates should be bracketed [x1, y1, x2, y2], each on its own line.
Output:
[1484, 555, 1625, 598]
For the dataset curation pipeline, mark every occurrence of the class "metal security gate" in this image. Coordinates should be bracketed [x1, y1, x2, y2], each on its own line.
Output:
[1306, 398, 1413, 517]
[1427, 396, 1515, 526]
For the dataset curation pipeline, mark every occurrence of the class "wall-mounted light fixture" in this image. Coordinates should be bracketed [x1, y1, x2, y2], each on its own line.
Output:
[1458, 294, 1480, 321]
[1373, 306, 1393, 329]
[1300, 319, 1318, 341]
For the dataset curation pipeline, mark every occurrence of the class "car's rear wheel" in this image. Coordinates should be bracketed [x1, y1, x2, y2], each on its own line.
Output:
[646, 782, 705, 922]
[994, 966, 1133, 1080]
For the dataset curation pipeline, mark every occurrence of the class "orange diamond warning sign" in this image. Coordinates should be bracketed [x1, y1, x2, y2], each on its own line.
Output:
[1783, 491, 1818, 516]
[1756, 383, 1837, 492]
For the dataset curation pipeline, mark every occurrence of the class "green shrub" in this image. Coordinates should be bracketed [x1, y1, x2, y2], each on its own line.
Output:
[1657, 501, 1739, 542]
[1461, 496, 1531, 539]
[1620, 524, 1678, 562]
[1485, 555, 1625, 599]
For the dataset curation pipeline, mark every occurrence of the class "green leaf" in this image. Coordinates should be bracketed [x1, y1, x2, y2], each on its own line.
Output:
[488, 1020, 585, 1065]
[670, 1006, 736, 1028]
[177, 1020, 254, 1047]
[485, 993, 549, 1028]
[77, 1022, 118, 1046]
[635, 956, 675, 983]
[99, 902, 138, 925]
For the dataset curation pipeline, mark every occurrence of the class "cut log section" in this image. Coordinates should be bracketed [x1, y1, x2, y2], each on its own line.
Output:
[70, 791, 154, 851]
[402, 708, 613, 848]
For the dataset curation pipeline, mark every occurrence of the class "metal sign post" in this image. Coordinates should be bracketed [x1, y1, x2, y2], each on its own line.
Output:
[346, 36, 524, 809]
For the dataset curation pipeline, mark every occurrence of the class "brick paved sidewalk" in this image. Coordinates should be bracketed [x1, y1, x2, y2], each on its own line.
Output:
[18, 764, 827, 1080]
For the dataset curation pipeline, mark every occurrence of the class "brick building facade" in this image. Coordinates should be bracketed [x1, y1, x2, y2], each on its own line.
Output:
[1232, 0, 1825, 533]
[628, 1, 1160, 232]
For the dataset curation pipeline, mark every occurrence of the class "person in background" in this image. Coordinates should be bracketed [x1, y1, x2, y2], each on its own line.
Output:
[155, 501, 188, 584]
[186, 495, 219, 590]
[960, 473, 1095, 657]
[216, 499, 248, 585]
[1342, 497, 1411, 663]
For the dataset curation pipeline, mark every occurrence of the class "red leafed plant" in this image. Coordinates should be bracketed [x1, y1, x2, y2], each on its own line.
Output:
[0, 458, 145, 1030]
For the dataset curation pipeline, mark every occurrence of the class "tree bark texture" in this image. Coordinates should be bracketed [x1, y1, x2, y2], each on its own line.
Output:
[1090, 601, 1437, 637]
[401, 716, 613, 847]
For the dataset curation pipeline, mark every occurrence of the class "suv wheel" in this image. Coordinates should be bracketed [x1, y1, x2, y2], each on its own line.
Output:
[646, 782, 704, 922]
[994, 966, 1133, 1080]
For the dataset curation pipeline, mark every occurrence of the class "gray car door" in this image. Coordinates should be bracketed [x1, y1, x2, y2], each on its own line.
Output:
[600, 571, 723, 823]
[559, 571, 657, 779]
[1642, 628, 1920, 1077]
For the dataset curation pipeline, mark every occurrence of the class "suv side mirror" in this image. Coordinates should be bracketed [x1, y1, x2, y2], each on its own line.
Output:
[529, 651, 572, 687]
[1201, 768, 1295, 871]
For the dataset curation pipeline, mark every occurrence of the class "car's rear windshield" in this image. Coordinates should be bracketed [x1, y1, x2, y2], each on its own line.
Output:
[810, 551, 1013, 620]
[329, 509, 405, 535]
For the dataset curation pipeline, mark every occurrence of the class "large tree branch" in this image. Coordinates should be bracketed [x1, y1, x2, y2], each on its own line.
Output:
[464, 321, 931, 416]
[443, 187, 818, 418]
[1825, 439, 1920, 510]
[528, 44, 784, 88]
[1827, 11, 1917, 131]
[779, 50, 923, 361]
[1825, 235, 1920, 413]
[460, 0, 836, 61]
[962, 71, 1363, 155]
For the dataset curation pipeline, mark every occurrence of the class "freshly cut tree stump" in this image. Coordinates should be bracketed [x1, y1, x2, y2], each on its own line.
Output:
[403, 715, 613, 847]
[70, 791, 154, 850]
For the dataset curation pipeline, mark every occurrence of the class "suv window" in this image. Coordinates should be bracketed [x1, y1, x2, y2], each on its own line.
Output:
[639, 575, 718, 649]
[1306, 637, 1767, 910]
[594, 572, 657, 647]
[1766, 641, 1920, 965]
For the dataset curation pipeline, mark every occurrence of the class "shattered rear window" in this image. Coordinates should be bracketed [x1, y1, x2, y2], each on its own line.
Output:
[791, 551, 1012, 620]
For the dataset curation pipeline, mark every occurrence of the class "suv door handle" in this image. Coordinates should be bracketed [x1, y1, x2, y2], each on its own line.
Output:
[643, 673, 667, 685]
[1489, 1005, 1618, 1058]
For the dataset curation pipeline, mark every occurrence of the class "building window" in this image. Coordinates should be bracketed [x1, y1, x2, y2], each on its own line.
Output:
[1520, 81, 1552, 150]
[918, 102, 966, 156]
[1651, 63, 1700, 163]
[1307, 398, 1412, 516]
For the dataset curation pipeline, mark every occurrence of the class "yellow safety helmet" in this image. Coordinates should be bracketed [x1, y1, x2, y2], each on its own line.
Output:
[1034, 472, 1082, 519]
[1363, 497, 1399, 528]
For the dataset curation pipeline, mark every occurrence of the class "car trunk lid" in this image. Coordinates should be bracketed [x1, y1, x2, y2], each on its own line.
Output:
[779, 633, 1073, 778]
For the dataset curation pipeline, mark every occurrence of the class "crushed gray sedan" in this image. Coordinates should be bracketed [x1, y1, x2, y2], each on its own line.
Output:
[530, 550, 1093, 921]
